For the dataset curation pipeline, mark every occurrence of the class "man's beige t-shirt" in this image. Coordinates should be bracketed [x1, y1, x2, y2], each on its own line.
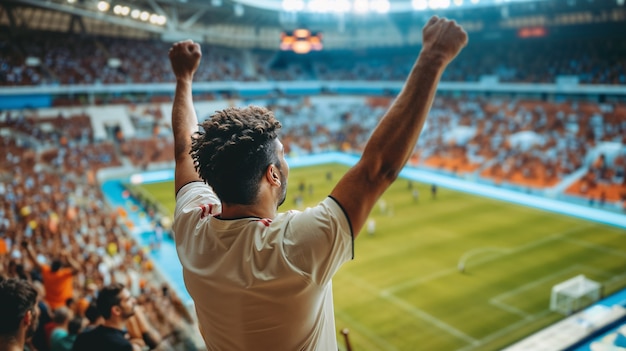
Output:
[173, 182, 353, 351]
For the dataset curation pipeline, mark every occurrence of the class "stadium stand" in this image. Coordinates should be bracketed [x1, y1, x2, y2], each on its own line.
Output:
[1, 0, 625, 349]
[2, 30, 626, 86]
[0, 108, 201, 350]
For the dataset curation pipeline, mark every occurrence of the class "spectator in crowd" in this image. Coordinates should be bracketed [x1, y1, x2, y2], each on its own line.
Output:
[0, 278, 40, 351]
[82, 302, 102, 333]
[72, 283, 141, 351]
[168, 15, 466, 350]
[48, 307, 72, 351]
[31, 281, 53, 351]
[51, 317, 82, 351]
[24, 242, 81, 311]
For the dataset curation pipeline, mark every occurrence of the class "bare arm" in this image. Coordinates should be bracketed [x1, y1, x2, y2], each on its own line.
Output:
[330, 16, 468, 236]
[61, 250, 81, 274]
[169, 40, 203, 194]
[23, 241, 42, 271]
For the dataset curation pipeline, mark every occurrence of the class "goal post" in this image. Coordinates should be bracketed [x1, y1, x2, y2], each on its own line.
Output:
[550, 275, 602, 315]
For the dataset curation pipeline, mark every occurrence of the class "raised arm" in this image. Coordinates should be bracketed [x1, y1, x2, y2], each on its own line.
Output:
[61, 250, 81, 274]
[330, 16, 468, 236]
[22, 240, 42, 271]
[169, 40, 203, 194]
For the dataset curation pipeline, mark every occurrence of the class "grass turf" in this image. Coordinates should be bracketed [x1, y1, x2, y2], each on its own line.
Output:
[137, 163, 626, 351]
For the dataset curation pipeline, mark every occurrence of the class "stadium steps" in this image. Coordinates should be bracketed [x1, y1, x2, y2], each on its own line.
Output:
[551, 167, 590, 195]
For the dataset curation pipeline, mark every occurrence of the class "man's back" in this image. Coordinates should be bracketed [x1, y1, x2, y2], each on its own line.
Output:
[173, 183, 352, 350]
[41, 265, 74, 309]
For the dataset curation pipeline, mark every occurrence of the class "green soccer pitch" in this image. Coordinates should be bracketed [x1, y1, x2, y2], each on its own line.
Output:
[137, 163, 626, 351]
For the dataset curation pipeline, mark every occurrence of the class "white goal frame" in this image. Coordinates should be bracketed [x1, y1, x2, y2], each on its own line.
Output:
[550, 274, 602, 315]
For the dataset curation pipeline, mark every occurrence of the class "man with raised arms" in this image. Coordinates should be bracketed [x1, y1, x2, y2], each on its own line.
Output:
[169, 16, 467, 350]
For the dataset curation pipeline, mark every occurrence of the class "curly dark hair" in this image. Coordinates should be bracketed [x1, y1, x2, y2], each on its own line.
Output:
[191, 106, 282, 205]
[0, 278, 38, 337]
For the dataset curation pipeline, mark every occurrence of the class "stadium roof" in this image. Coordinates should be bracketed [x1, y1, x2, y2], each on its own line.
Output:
[2, 0, 624, 47]
[0, 0, 571, 31]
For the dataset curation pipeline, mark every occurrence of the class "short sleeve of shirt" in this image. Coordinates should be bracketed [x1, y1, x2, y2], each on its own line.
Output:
[173, 182, 220, 241]
[283, 197, 353, 287]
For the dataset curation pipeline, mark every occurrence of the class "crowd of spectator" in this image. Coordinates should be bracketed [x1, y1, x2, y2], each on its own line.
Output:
[2, 30, 625, 85]
[0, 109, 199, 351]
[255, 95, 624, 197]
[239, 95, 625, 206]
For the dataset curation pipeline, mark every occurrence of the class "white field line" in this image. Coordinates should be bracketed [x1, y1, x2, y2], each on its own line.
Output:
[605, 272, 626, 287]
[459, 247, 513, 265]
[488, 299, 531, 319]
[455, 310, 553, 351]
[384, 293, 479, 345]
[489, 261, 616, 319]
[335, 310, 398, 351]
[345, 274, 479, 345]
[488, 265, 586, 319]
[384, 224, 595, 295]
[564, 238, 626, 259]
[492, 265, 582, 302]
[369, 224, 595, 350]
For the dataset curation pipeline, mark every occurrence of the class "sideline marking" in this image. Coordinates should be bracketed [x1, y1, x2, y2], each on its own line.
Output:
[335, 311, 398, 351]
[455, 310, 553, 351]
[345, 274, 479, 345]
[489, 299, 531, 319]
[565, 238, 626, 259]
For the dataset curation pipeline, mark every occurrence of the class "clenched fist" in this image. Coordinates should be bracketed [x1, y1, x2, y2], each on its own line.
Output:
[421, 16, 468, 65]
[169, 39, 202, 81]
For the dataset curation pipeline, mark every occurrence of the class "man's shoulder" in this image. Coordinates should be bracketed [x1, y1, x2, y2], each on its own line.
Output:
[73, 326, 132, 351]
[76, 325, 127, 342]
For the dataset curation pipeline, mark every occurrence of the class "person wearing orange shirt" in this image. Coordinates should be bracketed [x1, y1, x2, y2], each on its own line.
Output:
[24, 242, 80, 310]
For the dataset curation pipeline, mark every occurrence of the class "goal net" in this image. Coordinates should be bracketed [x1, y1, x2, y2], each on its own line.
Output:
[550, 275, 602, 315]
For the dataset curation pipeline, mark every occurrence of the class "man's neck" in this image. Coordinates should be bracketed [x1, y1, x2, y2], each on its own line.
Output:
[0, 335, 24, 351]
[220, 202, 276, 220]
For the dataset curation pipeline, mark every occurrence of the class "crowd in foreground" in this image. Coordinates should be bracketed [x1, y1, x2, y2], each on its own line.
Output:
[0, 111, 197, 350]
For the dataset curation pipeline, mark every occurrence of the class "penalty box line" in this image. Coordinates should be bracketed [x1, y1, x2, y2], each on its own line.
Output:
[343, 273, 479, 346]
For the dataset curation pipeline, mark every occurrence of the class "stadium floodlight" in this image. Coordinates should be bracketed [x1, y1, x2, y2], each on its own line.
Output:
[412, 0, 428, 10]
[333, 0, 351, 13]
[307, 0, 332, 12]
[140, 11, 150, 21]
[97, 1, 110, 12]
[371, 0, 391, 13]
[453, 0, 463, 6]
[282, 0, 305, 12]
[440, 0, 451, 9]
[130, 9, 141, 18]
[67, 0, 76, 3]
[353, 0, 370, 13]
[470, 0, 479, 4]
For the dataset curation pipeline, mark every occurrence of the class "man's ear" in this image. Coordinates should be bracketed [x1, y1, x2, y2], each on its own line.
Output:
[266, 164, 281, 187]
[111, 305, 121, 317]
[23, 310, 32, 326]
